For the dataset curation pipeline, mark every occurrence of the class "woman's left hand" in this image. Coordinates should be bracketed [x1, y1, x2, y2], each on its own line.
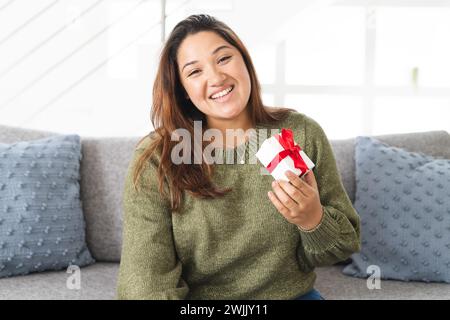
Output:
[268, 170, 323, 231]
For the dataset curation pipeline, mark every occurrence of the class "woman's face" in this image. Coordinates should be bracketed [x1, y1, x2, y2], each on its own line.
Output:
[177, 31, 251, 124]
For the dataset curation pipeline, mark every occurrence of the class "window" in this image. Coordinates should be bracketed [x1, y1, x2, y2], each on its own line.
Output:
[375, 7, 450, 87]
[257, 0, 450, 138]
[285, 6, 365, 86]
[285, 94, 364, 139]
[372, 97, 450, 135]
[0, 0, 448, 137]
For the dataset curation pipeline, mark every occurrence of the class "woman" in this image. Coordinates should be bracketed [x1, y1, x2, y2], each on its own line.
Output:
[117, 14, 360, 300]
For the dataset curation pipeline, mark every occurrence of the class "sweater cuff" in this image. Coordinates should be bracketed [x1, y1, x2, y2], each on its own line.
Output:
[297, 207, 340, 254]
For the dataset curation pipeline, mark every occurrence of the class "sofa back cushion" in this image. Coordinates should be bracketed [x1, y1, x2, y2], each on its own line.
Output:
[80, 137, 138, 261]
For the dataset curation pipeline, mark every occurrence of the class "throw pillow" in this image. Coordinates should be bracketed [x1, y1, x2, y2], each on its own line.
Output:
[0, 135, 95, 278]
[343, 136, 450, 283]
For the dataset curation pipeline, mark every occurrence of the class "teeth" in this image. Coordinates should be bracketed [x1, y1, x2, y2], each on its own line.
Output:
[211, 86, 233, 99]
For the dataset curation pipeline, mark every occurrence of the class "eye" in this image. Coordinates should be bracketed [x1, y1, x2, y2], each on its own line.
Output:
[188, 69, 200, 77]
[218, 55, 232, 64]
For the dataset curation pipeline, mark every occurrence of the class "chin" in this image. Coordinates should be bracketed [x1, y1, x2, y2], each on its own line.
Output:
[218, 109, 243, 120]
[218, 104, 246, 117]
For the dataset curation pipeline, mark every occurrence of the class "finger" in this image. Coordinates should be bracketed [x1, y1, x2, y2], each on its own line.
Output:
[271, 180, 298, 211]
[285, 170, 310, 196]
[277, 179, 307, 203]
[268, 191, 291, 218]
[303, 170, 318, 190]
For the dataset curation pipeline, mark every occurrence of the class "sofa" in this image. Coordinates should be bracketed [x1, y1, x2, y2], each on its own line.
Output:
[1, 124, 449, 300]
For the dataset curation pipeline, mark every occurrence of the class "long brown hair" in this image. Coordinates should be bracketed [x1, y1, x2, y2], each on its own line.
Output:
[133, 14, 292, 213]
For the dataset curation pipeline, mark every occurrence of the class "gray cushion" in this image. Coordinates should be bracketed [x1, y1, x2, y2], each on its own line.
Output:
[0, 124, 139, 262]
[330, 131, 450, 203]
[343, 136, 450, 283]
[0, 135, 94, 278]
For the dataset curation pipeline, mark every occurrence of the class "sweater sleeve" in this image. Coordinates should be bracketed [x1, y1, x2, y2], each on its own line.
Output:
[296, 116, 361, 270]
[117, 147, 189, 300]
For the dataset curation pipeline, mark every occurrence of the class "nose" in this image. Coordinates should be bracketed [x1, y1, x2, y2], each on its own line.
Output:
[208, 65, 226, 87]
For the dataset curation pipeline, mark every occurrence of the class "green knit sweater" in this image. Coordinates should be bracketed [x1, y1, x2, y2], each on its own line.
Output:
[117, 111, 361, 300]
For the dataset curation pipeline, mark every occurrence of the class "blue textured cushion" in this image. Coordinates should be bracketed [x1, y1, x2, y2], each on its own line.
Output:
[0, 135, 94, 278]
[343, 136, 450, 283]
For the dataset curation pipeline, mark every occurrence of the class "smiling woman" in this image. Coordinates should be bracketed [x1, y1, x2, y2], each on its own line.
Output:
[130, 14, 293, 212]
[117, 14, 361, 300]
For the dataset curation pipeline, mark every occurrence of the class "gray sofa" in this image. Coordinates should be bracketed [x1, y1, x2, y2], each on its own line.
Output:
[1, 124, 449, 300]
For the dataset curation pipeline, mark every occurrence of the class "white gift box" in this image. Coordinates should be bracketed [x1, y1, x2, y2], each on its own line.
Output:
[255, 131, 315, 182]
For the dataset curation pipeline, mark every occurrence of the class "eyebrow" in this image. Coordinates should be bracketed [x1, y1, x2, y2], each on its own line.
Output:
[181, 45, 232, 73]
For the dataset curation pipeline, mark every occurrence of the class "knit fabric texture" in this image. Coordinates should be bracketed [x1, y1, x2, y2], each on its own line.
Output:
[117, 111, 361, 299]
[0, 135, 95, 278]
[343, 136, 450, 283]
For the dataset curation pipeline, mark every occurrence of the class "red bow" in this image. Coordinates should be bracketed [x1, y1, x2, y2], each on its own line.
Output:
[266, 128, 308, 174]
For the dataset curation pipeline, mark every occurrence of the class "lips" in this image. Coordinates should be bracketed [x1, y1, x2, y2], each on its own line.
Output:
[209, 85, 234, 100]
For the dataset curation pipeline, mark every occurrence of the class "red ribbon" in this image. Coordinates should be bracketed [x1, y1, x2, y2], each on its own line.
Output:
[266, 128, 308, 175]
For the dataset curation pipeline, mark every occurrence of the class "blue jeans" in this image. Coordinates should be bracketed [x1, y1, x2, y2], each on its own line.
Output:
[293, 288, 325, 300]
